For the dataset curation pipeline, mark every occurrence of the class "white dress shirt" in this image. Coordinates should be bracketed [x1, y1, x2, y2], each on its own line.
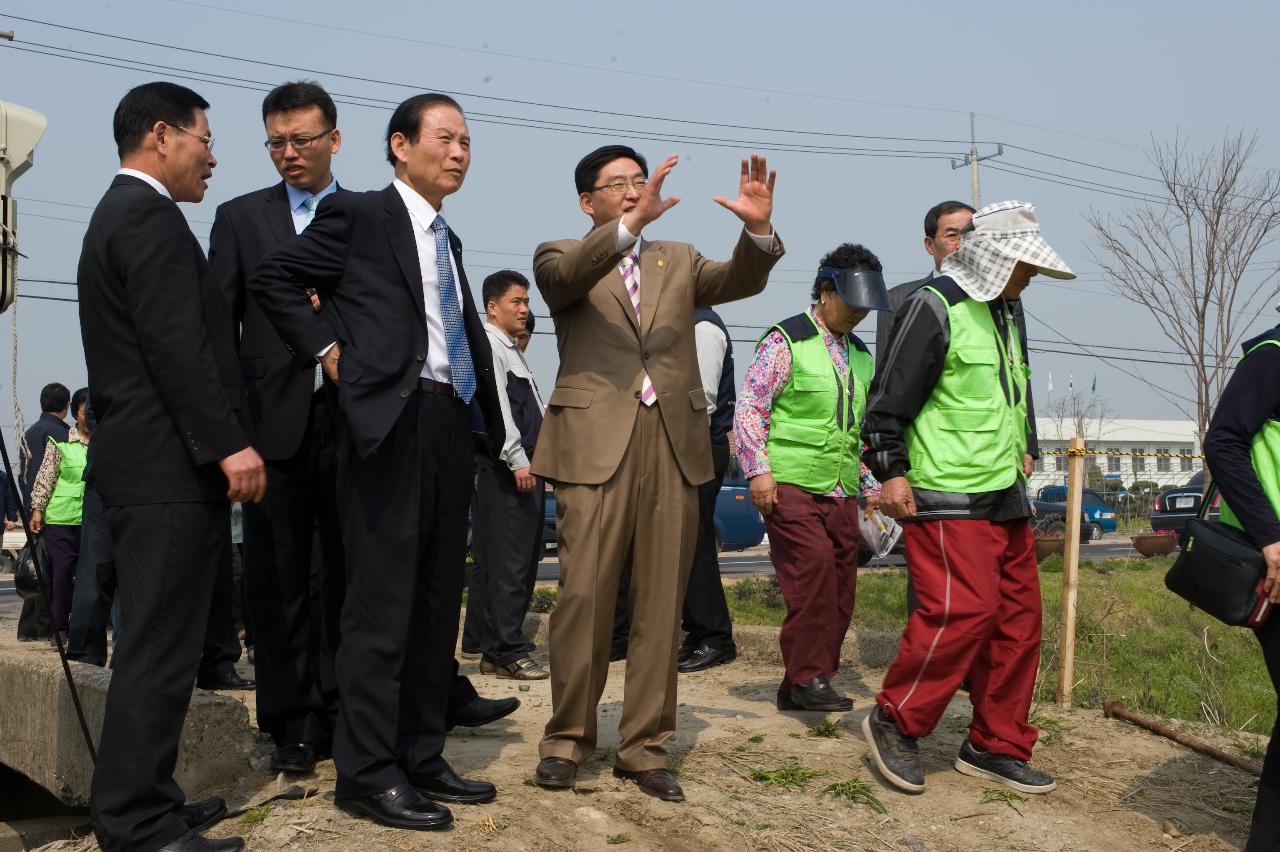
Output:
[117, 168, 171, 200]
[694, 319, 729, 426]
[392, 178, 466, 383]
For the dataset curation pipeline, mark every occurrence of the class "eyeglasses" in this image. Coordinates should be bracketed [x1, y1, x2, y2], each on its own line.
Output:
[590, 177, 648, 195]
[264, 130, 335, 153]
[931, 228, 965, 242]
[171, 124, 215, 153]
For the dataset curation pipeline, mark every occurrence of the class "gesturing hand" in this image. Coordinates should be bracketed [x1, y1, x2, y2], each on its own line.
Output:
[713, 153, 776, 234]
[621, 154, 681, 235]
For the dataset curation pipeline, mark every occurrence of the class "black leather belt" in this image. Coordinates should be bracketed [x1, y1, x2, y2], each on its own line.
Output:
[417, 377, 458, 397]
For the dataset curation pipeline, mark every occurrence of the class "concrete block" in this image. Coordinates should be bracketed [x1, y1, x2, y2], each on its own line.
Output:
[0, 650, 252, 806]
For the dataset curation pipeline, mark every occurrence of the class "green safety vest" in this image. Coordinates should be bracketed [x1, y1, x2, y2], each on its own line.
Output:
[44, 436, 87, 526]
[1220, 336, 1280, 532]
[904, 288, 1029, 493]
[763, 312, 873, 495]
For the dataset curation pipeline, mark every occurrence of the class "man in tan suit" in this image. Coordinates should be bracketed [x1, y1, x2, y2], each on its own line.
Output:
[532, 145, 782, 801]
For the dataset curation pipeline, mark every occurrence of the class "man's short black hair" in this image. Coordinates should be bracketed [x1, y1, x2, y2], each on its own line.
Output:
[924, 200, 976, 237]
[812, 243, 882, 301]
[262, 81, 337, 128]
[113, 82, 210, 159]
[70, 387, 90, 420]
[574, 145, 648, 195]
[482, 269, 530, 307]
[385, 93, 464, 165]
[39, 382, 70, 414]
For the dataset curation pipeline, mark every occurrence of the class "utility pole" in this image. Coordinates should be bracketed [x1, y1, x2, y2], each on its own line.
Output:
[951, 112, 1004, 208]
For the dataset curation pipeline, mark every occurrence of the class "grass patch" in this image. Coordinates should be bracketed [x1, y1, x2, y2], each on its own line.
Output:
[240, 806, 274, 826]
[727, 554, 1275, 737]
[729, 758, 829, 790]
[822, 777, 888, 814]
[606, 833, 631, 845]
[980, 787, 1027, 816]
[1028, 707, 1070, 746]
[529, 586, 557, 613]
[806, 719, 843, 739]
[753, 823, 774, 831]
[748, 735, 765, 744]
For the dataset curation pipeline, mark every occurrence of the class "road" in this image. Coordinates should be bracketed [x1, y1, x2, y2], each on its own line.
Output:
[0, 537, 1151, 623]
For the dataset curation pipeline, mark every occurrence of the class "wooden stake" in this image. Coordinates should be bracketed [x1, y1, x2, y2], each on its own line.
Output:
[1058, 435, 1086, 710]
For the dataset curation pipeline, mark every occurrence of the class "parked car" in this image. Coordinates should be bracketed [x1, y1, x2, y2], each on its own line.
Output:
[1031, 499, 1097, 542]
[1150, 470, 1218, 542]
[537, 463, 767, 555]
[1036, 485, 1117, 538]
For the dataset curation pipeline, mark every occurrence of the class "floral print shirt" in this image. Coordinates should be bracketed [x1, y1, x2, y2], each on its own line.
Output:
[733, 308, 880, 499]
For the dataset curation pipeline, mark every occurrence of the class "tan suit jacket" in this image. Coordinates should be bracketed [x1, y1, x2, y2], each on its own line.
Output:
[532, 218, 783, 486]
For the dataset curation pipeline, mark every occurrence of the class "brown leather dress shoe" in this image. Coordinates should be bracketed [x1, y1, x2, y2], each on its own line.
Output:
[612, 767, 685, 802]
[534, 757, 577, 789]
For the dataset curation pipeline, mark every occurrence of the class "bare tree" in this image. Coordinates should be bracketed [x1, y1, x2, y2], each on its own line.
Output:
[1088, 131, 1280, 447]
[1044, 390, 1113, 448]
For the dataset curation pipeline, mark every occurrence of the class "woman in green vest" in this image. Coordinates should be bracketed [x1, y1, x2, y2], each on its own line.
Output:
[1203, 320, 1280, 852]
[29, 386, 91, 645]
[734, 243, 890, 712]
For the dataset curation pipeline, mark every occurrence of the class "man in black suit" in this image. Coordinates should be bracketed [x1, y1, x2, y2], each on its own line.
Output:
[78, 81, 264, 852]
[249, 93, 504, 832]
[15, 382, 69, 641]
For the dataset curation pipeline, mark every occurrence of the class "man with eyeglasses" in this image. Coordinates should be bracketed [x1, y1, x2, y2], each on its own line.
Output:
[79, 81, 264, 852]
[531, 145, 783, 801]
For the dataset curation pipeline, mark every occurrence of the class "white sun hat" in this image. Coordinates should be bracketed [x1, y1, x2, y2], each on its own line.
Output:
[940, 200, 1075, 302]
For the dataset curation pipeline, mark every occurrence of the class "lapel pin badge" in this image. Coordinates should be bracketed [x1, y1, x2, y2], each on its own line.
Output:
[656, 259, 665, 268]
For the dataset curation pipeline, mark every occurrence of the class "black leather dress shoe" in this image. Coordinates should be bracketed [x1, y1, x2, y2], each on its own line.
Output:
[196, 671, 256, 691]
[612, 767, 685, 802]
[270, 742, 317, 774]
[407, 765, 496, 804]
[677, 643, 737, 674]
[677, 644, 697, 665]
[534, 757, 577, 789]
[158, 830, 245, 851]
[789, 676, 853, 712]
[181, 797, 227, 834]
[448, 695, 520, 730]
[335, 784, 452, 831]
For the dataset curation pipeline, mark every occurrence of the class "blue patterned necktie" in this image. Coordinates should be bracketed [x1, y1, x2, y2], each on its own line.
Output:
[428, 214, 476, 403]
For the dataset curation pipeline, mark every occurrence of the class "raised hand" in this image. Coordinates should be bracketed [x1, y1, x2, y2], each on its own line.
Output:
[713, 153, 776, 234]
[621, 154, 681, 234]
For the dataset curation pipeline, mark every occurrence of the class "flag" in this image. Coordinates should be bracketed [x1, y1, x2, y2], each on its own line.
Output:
[1091, 374, 1097, 394]
[1068, 373, 1074, 393]
[1047, 371, 1054, 394]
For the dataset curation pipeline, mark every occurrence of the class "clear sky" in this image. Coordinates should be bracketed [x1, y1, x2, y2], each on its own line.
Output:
[2, 0, 1278, 446]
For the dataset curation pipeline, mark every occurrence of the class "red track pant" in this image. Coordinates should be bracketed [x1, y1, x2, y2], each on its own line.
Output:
[765, 484, 860, 692]
[877, 518, 1041, 760]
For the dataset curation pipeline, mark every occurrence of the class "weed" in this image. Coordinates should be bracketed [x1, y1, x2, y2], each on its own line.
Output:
[822, 777, 888, 814]
[980, 787, 1027, 816]
[727, 793, 745, 802]
[748, 735, 765, 744]
[753, 823, 774, 831]
[731, 819, 746, 827]
[606, 833, 631, 845]
[240, 806, 273, 827]
[733, 744, 748, 753]
[529, 586, 558, 614]
[668, 756, 683, 778]
[807, 719, 843, 739]
[729, 758, 829, 790]
[1028, 707, 1070, 746]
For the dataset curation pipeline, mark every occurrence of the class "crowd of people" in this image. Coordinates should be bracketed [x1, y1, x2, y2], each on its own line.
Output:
[5, 74, 1272, 852]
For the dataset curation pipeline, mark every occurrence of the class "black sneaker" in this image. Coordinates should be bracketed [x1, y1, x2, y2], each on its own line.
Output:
[954, 739, 1056, 794]
[861, 705, 925, 793]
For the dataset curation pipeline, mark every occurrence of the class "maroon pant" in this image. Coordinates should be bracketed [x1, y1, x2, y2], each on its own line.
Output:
[765, 484, 860, 691]
[877, 518, 1041, 760]
[43, 523, 82, 633]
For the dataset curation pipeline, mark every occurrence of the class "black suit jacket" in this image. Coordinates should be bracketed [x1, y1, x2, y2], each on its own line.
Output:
[77, 174, 249, 506]
[876, 273, 932, 371]
[209, 182, 341, 459]
[247, 184, 504, 459]
[19, 412, 70, 504]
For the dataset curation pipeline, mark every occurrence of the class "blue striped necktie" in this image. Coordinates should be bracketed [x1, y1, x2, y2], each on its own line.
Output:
[428, 214, 476, 403]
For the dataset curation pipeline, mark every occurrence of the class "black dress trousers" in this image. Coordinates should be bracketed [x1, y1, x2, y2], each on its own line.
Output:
[90, 500, 230, 852]
[680, 438, 735, 650]
[332, 388, 474, 797]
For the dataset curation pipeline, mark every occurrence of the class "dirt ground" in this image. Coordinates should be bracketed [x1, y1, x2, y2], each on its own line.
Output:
[31, 643, 1258, 852]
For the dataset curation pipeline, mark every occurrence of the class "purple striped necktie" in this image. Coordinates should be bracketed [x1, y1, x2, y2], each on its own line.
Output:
[619, 251, 655, 406]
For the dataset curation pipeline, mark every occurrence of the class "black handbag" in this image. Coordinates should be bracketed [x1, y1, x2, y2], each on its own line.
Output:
[1164, 484, 1271, 627]
[13, 535, 49, 601]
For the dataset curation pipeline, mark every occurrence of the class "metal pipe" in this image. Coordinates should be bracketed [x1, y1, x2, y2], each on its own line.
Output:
[1104, 699, 1262, 777]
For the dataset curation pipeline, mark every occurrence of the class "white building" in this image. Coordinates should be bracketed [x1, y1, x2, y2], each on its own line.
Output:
[1029, 418, 1202, 493]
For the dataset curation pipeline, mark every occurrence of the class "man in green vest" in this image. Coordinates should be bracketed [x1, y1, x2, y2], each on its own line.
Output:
[1203, 316, 1280, 851]
[862, 201, 1073, 796]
